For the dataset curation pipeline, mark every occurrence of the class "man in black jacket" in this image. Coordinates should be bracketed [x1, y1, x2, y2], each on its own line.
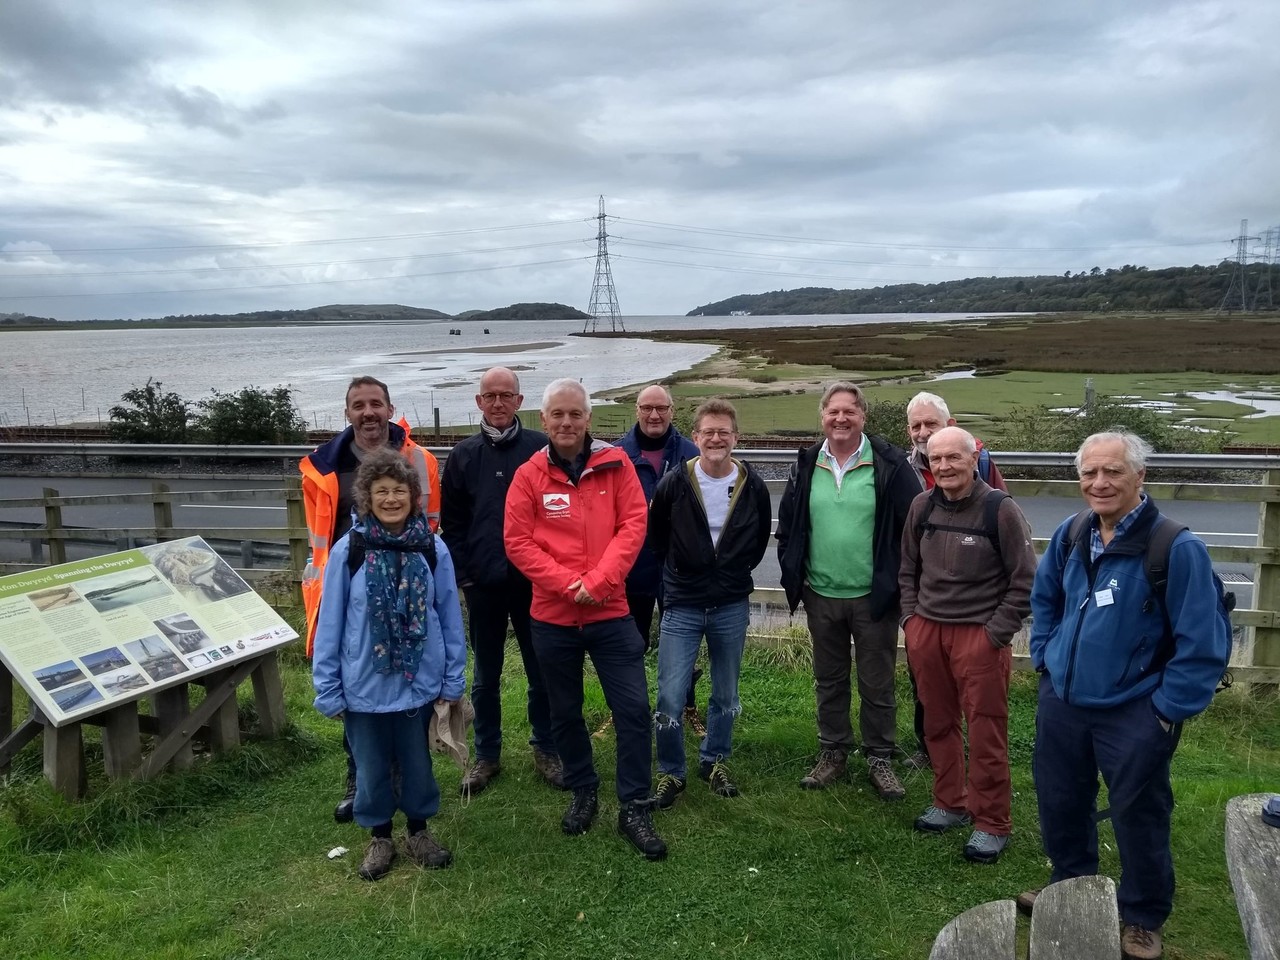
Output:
[776, 381, 919, 800]
[440, 366, 562, 796]
[648, 399, 771, 807]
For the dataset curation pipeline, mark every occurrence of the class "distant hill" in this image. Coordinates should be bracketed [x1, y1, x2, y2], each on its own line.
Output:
[461, 302, 591, 322]
[687, 262, 1276, 315]
[133, 303, 452, 323]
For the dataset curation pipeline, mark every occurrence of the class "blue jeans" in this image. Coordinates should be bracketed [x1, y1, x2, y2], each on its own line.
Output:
[345, 708, 440, 829]
[530, 616, 652, 803]
[654, 599, 749, 779]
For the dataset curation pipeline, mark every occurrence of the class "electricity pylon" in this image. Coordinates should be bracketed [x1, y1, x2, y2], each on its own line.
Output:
[585, 195, 623, 333]
[1218, 219, 1259, 314]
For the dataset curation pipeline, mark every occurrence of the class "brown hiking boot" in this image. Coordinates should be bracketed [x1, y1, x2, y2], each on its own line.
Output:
[532, 749, 566, 790]
[1015, 888, 1040, 915]
[460, 758, 501, 797]
[404, 828, 452, 869]
[358, 836, 397, 881]
[902, 750, 932, 772]
[683, 706, 707, 737]
[800, 749, 848, 790]
[867, 755, 905, 801]
[1121, 924, 1163, 960]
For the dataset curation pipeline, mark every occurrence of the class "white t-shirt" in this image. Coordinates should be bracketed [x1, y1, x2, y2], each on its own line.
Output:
[695, 461, 740, 546]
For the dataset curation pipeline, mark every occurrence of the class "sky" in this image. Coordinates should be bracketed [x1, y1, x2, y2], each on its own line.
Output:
[1, 0, 1278, 322]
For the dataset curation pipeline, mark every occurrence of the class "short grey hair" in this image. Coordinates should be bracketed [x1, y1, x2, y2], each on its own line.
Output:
[481, 366, 521, 392]
[636, 383, 674, 406]
[1074, 430, 1153, 475]
[819, 380, 867, 414]
[907, 391, 950, 421]
[353, 448, 422, 520]
[541, 378, 590, 413]
[927, 425, 976, 455]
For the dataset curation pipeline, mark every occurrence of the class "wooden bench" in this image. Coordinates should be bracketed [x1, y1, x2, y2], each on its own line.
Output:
[1226, 793, 1280, 960]
[930, 875, 1120, 959]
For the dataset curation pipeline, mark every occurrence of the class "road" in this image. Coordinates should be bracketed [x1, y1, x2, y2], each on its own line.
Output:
[1, 474, 1259, 608]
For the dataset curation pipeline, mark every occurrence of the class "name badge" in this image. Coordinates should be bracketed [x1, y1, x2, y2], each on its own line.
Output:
[1095, 589, 1114, 607]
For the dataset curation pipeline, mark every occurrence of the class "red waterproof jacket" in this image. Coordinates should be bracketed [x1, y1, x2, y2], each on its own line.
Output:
[504, 440, 647, 626]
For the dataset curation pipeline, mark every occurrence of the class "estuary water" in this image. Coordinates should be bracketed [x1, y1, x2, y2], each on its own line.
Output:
[2, 312, 984, 429]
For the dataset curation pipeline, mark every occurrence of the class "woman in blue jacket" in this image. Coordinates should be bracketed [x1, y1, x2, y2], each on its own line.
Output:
[312, 448, 467, 881]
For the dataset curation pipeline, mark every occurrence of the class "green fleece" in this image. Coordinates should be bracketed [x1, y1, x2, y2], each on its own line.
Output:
[805, 451, 876, 598]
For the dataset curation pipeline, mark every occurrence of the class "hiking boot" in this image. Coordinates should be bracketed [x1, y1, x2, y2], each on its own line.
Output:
[333, 774, 357, 823]
[561, 786, 599, 835]
[404, 828, 452, 869]
[913, 805, 972, 833]
[532, 749, 566, 790]
[683, 705, 707, 737]
[868, 755, 906, 801]
[903, 750, 932, 772]
[963, 829, 1010, 863]
[800, 749, 848, 790]
[460, 758, 501, 797]
[1015, 888, 1040, 915]
[699, 758, 740, 798]
[618, 800, 668, 861]
[654, 773, 687, 810]
[1121, 923, 1163, 960]
[358, 836, 397, 881]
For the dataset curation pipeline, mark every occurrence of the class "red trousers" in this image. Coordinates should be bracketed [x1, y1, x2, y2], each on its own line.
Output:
[904, 617, 1012, 834]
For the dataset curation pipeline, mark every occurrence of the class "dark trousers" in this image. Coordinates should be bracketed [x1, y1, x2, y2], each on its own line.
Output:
[628, 590, 698, 709]
[531, 616, 652, 803]
[906, 661, 929, 759]
[341, 720, 357, 780]
[802, 587, 899, 758]
[345, 708, 440, 829]
[465, 577, 556, 762]
[1034, 675, 1181, 929]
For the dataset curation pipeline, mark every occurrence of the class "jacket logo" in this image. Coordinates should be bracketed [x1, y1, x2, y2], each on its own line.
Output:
[543, 493, 570, 513]
[1108, 578, 1119, 588]
[961, 535, 977, 545]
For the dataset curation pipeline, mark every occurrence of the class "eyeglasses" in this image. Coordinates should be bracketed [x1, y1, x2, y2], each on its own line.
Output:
[480, 392, 517, 404]
[698, 429, 736, 439]
[638, 404, 672, 415]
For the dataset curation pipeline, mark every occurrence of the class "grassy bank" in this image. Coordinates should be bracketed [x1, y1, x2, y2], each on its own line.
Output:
[1, 639, 1276, 959]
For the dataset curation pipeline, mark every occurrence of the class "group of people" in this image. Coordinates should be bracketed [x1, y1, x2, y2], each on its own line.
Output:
[302, 370, 1231, 960]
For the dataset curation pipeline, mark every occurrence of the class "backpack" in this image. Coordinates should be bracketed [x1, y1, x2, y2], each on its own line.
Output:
[1060, 510, 1235, 692]
[345, 529, 438, 578]
[916, 487, 1010, 553]
[976, 447, 992, 484]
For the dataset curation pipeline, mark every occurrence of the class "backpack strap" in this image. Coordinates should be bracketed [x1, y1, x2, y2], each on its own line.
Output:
[976, 447, 992, 483]
[916, 488, 1008, 548]
[1143, 516, 1188, 674]
[346, 528, 438, 578]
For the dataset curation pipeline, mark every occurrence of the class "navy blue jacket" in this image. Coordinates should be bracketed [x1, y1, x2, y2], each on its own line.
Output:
[440, 423, 547, 588]
[1030, 498, 1231, 723]
[615, 424, 699, 596]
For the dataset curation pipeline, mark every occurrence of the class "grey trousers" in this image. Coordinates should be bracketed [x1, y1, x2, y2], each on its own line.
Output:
[802, 586, 899, 759]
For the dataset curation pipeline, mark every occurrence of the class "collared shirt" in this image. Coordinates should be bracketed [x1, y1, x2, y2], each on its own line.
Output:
[1089, 493, 1149, 561]
[818, 434, 871, 491]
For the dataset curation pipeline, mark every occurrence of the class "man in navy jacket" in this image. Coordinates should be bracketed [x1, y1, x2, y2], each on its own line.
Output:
[1024, 430, 1231, 960]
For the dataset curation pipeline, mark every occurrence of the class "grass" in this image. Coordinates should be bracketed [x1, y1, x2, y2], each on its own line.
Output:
[2, 637, 1277, 960]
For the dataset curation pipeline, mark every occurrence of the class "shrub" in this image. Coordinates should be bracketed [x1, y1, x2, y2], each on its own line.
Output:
[194, 385, 307, 445]
[107, 379, 193, 443]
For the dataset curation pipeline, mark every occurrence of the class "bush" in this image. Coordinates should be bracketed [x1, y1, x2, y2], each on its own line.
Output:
[107, 379, 192, 443]
[194, 385, 307, 445]
[1001, 395, 1228, 455]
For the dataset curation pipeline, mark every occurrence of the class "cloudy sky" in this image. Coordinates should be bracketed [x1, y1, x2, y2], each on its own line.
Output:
[1, 0, 1277, 321]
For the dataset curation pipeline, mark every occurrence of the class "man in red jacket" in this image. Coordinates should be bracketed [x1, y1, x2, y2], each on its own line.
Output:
[504, 378, 666, 860]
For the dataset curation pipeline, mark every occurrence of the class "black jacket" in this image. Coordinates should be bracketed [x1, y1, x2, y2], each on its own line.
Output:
[775, 434, 920, 619]
[440, 423, 548, 588]
[647, 457, 772, 608]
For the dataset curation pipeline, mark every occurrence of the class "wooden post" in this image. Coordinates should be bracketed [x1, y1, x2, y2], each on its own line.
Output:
[100, 702, 143, 778]
[43, 721, 85, 801]
[1028, 875, 1121, 959]
[199, 669, 241, 753]
[284, 477, 308, 608]
[43, 486, 66, 565]
[1253, 469, 1280, 697]
[928, 900, 1016, 959]
[0, 663, 11, 745]
[152, 685, 194, 772]
[1225, 793, 1280, 960]
[152, 481, 173, 543]
[250, 650, 287, 737]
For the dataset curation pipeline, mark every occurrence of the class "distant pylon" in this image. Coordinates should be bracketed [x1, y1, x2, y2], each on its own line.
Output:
[1218, 218, 1259, 314]
[585, 195, 623, 333]
[1251, 225, 1277, 312]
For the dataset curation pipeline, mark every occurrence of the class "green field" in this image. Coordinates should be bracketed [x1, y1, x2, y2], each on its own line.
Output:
[1, 640, 1275, 960]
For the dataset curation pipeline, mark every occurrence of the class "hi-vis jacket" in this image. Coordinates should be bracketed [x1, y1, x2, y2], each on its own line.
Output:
[298, 418, 440, 654]
[503, 440, 647, 627]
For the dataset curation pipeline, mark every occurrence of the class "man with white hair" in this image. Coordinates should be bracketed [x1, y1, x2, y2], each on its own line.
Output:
[1022, 430, 1231, 959]
[504, 378, 667, 861]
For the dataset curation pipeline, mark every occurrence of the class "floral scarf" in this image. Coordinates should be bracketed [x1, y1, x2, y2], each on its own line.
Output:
[360, 512, 434, 681]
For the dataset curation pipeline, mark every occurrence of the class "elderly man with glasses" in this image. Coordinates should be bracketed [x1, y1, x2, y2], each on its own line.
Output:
[440, 366, 563, 796]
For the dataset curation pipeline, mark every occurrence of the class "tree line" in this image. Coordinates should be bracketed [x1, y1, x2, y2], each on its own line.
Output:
[108, 380, 307, 445]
